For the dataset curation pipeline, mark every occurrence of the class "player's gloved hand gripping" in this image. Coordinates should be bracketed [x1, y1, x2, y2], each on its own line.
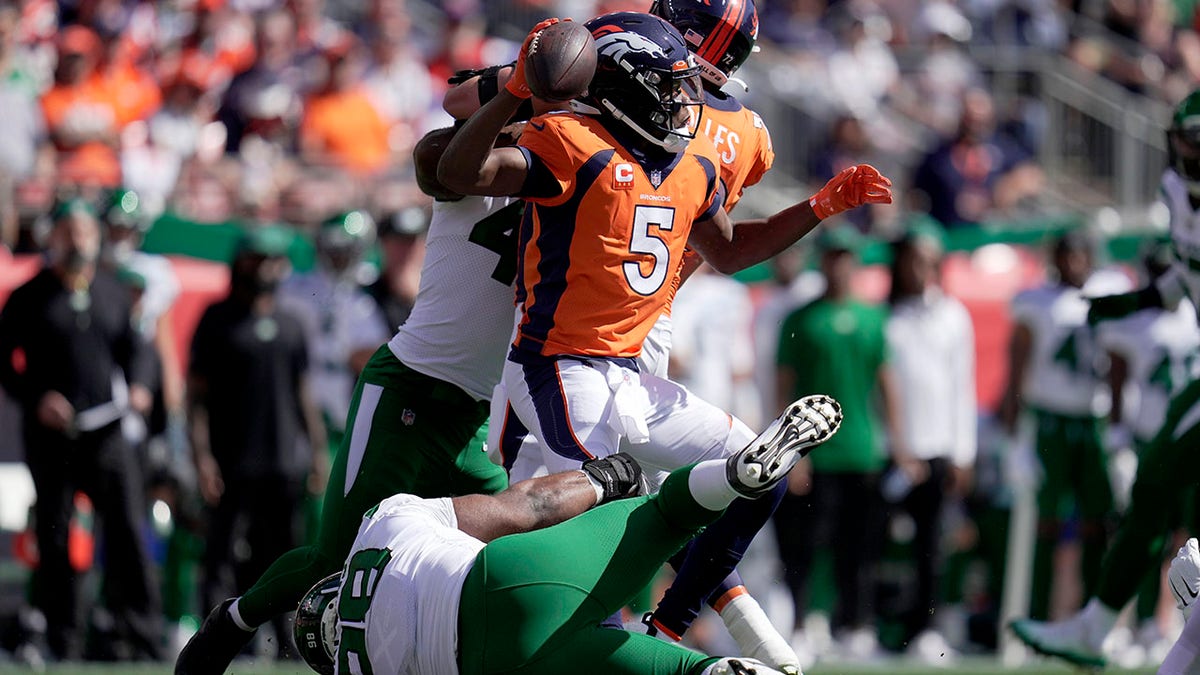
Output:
[808, 164, 893, 220]
[504, 17, 570, 99]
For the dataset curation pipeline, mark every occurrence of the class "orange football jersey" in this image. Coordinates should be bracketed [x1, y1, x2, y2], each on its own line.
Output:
[696, 89, 774, 213]
[513, 112, 723, 358]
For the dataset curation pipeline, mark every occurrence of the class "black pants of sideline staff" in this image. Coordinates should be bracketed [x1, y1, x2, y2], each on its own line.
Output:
[24, 423, 164, 661]
[773, 470, 885, 634]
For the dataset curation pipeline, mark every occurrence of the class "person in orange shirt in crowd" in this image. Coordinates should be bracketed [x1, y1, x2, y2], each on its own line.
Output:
[40, 26, 122, 189]
[299, 37, 392, 175]
[92, 29, 161, 129]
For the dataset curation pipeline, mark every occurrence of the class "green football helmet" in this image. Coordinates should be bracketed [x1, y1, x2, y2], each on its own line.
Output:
[294, 572, 341, 675]
[1169, 90, 1200, 191]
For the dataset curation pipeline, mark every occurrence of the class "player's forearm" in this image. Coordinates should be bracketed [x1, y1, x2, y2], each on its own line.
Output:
[738, 201, 824, 268]
[454, 470, 599, 542]
[437, 89, 524, 195]
[705, 202, 821, 274]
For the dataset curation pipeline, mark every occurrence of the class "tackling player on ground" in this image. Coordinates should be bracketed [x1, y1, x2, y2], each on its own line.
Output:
[294, 398, 842, 675]
[1011, 89, 1200, 668]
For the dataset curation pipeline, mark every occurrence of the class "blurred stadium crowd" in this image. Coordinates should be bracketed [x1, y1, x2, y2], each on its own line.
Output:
[0, 0, 1198, 671]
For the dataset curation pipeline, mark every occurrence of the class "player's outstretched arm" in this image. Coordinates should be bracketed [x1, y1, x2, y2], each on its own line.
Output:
[689, 164, 893, 274]
[452, 454, 643, 543]
[438, 20, 561, 196]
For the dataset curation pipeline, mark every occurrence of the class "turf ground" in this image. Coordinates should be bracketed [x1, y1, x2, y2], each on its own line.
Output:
[0, 660, 1158, 675]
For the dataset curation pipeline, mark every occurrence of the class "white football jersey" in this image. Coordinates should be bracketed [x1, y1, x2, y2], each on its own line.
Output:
[1097, 300, 1200, 442]
[338, 494, 483, 675]
[388, 197, 522, 401]
[1012, 270, 1130, 416]
[280, 270, 390, 430]
[1156, 170, 1200, 313]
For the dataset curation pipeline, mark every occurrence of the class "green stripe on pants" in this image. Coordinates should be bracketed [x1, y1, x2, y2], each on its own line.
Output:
[1098, 378, 1200, 609]
[236, 346, 509, 627]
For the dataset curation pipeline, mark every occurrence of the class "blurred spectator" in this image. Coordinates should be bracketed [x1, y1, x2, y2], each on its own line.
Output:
[100, 188, 184, 444]
[0, 1, 44, 183]
[298, 37, 392, 175]
[287, 0, 347, 56]
[92, 28, 161, 130]
[999, 230, 1130, 620]
[760, 0, 838, 54]
[367, 204, 427, 331]
[187, 226, 327, 658]
[910, 88, 1044, 228]
[753, 244, 824, 434]
[361, 0, 437, 154]
[0, 200, 162, 661]
[40, 25, 122, 189]
[772, 227, 903, 663]
[907, 2, 982, 136]
[148, 64, 218, 163]
[825, 2, 899, 121]
[884, 224, 977, 664]
[669, 263, 759, 425]
[217, 9, 304, 156]
[279, 211, 389, 453]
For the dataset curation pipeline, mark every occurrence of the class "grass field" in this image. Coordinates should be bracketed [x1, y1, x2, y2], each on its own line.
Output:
[0, 660, 1158, 675]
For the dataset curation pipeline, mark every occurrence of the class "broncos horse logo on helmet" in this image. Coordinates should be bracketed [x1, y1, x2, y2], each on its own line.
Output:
[651, 0, 759, 89]
[580, 12, 704, 153]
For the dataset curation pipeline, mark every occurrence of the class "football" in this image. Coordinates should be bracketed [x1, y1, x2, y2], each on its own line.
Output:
[524, 20, 597, 102]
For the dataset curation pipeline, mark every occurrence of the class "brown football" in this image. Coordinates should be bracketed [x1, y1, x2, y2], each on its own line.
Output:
[524, 21, 597, 102]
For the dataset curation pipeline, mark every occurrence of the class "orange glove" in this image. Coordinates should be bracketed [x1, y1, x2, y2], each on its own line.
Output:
[808, 164, 893, 220]
[505, 17, 568, 99]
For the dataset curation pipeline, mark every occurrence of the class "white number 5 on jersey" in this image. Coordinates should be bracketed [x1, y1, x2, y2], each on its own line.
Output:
[624, 205, 676, 296]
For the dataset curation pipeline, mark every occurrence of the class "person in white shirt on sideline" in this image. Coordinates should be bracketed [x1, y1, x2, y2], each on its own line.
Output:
[883, 223, 976, 665]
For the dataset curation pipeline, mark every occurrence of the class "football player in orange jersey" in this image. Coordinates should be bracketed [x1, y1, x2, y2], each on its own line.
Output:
[632, 0, 800, 662]
[440, 12, 889, 670]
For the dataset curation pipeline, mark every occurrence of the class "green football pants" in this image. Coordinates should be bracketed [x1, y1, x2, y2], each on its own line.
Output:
[1098, 378, 1200, 610]
[457, 465, 723, 675]
[236, 345, 509, 626]
[1030, 410, 1112, 620]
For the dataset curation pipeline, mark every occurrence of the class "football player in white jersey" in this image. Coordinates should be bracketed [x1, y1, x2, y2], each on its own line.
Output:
[279, 211, 391, 454]
[175, 66, 536, 675]
[999, 230, 1131, 622]
[1012, 89, 1200, 668]
[1098, 244, 1200, 662]
[292, 397, 841, 675]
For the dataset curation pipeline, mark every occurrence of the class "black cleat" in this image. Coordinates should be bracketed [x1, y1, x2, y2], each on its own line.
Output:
[174, 599, 256, 675]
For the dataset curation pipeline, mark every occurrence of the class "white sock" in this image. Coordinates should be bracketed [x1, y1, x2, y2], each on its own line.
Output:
[1081, 597, 1120, 648]
[1160, 608, 1200, 675]
[227, 598, 255, 632]
[720, 592, 800, 670]
[687, 459, 741, 511]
